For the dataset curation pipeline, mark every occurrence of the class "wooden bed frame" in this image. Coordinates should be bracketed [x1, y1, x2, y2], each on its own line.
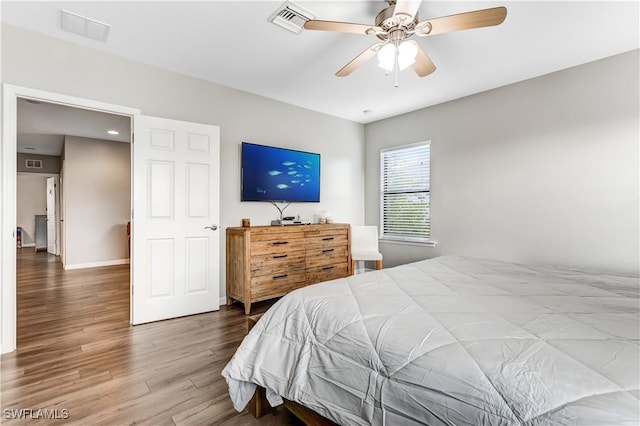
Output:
[247, 314, 337, 426]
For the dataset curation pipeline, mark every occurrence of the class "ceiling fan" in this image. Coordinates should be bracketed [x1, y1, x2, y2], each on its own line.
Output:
[304, 0, 507, 80]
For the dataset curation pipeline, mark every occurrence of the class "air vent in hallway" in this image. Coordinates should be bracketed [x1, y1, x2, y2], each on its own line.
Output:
[25, 159, 43, 169]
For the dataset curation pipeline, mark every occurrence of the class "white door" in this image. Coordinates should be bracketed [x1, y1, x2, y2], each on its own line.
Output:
[46, 176, 57, 255]
[132, 115, 220, 325]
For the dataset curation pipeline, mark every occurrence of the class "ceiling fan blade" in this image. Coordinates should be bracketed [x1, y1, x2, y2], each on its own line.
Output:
[393, 0, 422, 24]
[415, 6, 507, 37]
[304, 20, 381, 35]
[336, 43, 384, 77]
[408, 40, 436, 77]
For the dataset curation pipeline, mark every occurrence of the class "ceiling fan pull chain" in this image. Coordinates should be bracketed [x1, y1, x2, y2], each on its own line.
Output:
[394, 49, 400, 88]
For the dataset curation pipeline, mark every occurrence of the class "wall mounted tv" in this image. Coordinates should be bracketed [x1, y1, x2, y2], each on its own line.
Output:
[241, 142, 321, 203]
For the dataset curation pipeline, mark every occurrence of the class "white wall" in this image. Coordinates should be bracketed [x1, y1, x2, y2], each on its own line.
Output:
[16, 173, 51, 247]
[1, 24, 365, 289]
[63, 136, 131, 268]
[365, 50, 639, 274]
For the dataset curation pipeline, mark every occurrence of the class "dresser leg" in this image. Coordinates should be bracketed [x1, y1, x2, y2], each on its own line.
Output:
[244, 302, 252, 315]
[375, 260, 383, 270]
[226, 296, 233, 305]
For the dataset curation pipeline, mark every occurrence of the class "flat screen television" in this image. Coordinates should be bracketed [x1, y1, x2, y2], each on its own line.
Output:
[241, 142, 321, 202]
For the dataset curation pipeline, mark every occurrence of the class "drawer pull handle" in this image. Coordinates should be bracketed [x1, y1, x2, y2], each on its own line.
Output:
[272, 241, 289, 246]
[322, 248, 335, 253]
[273, 254, 288, 259]
[322, 237, 335, 241]
[273, 274, 288, 280]
[322, 266, 336, 271]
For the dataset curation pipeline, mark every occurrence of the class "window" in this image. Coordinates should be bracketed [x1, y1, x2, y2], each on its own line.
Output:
[380, 142, 430, 243]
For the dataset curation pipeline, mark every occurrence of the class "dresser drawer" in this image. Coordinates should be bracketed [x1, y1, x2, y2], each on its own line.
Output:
[306, 262, 349, 284]
[251, 252, 306, 277]
[250, 230, 305, 242]
[305, 229, 349, 251]
[251, 272, 307, 300]
[306, 245, 349, 268]
[250, 238, 305, 256]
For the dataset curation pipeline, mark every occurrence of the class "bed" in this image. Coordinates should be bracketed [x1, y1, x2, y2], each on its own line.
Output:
[222, 255, 639, 425]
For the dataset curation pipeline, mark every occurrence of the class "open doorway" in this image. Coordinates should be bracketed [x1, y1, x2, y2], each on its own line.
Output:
[3, 85, 221, 354]
[14, 96, 132, 349]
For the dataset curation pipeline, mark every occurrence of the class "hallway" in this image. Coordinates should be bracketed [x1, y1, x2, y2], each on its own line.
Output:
[15, 249, 130, 348]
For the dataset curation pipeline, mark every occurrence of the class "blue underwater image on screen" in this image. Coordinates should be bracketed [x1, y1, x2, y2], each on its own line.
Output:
[241, 142, 321, 202]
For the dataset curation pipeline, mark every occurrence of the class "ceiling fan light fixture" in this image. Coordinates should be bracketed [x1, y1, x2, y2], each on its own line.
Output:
[397, 40, 418, 70]
[377, 43, 396, 72]
[377, 40, 417, 73]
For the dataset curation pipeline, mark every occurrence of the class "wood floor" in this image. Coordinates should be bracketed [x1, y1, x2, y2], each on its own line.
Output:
[1, 249, 301, 425]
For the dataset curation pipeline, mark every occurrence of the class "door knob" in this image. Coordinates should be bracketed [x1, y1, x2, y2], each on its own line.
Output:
[204, 225, 218, 231]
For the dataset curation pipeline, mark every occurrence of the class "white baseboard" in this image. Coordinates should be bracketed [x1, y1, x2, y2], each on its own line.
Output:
[219, 297, 227, 306]
[19, 243, 35, 248]
[64, 259, 130, 270]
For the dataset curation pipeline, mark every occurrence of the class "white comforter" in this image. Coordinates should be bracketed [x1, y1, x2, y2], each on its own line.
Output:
[222, 256, 639, 425]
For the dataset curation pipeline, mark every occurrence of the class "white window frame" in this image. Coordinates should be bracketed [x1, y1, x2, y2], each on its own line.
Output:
[379, 141, 432, 244]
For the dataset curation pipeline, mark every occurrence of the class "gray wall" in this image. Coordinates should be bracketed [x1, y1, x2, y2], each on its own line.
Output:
[1, 24, 365, 292]
[16, 153, 61, 174]
[16, 173, 52, 247]
[62, 137, 131, 267]
[365, 50, 639, 274]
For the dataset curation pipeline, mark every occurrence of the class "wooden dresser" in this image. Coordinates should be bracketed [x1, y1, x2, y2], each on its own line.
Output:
[226, 223, 351, 314]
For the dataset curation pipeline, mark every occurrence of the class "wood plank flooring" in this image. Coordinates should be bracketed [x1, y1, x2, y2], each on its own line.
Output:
[1, 249, 301, 425]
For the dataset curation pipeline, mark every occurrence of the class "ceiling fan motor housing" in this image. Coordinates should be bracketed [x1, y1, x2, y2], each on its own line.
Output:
[375, 5, 418, 41]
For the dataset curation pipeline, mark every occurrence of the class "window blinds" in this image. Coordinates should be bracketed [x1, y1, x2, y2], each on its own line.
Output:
[380, 142, 430, 242]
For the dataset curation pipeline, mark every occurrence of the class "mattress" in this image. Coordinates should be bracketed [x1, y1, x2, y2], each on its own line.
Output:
[222, 256, 639, 425]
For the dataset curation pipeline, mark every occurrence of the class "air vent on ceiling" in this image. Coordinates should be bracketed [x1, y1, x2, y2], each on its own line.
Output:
[61, 9, 111, 42]
[268, 1, 316, 34]
[25, 159, 43, 169]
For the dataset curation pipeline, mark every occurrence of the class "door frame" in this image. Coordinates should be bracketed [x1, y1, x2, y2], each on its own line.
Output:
[1, 84, 140, 354]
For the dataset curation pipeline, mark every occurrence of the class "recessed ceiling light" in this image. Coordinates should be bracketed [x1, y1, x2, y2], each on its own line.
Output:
[363, 109, 373, 115]
[24, 147, 36, 150]
[107, 130, 119, 135]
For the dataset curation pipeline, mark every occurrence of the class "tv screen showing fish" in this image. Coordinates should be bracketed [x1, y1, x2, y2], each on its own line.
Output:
[241, 142, 321, 202]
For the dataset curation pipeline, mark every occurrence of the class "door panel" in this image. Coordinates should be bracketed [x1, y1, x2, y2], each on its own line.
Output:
[149, 161, 174, 218]
[185, 237, 209, 294]
[186, 163, 209, 217]
[132, 115, 220, 324]
[46, 177, 57, 255]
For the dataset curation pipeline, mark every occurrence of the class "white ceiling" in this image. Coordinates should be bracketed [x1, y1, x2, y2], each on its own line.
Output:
[3, 1, 639, 153]
[16, 99, 131, 155]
